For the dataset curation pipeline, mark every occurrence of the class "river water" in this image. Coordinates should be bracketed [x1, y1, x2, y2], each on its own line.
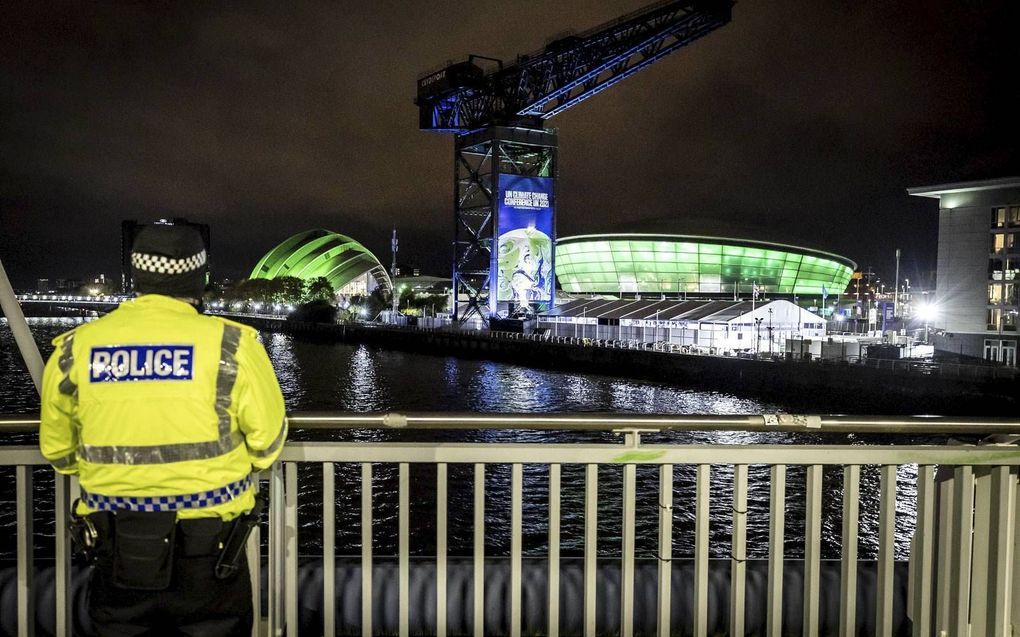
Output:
[1, 318, 924, 562]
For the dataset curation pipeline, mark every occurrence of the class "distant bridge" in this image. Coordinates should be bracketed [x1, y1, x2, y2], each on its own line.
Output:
[14, 294, 130, 313]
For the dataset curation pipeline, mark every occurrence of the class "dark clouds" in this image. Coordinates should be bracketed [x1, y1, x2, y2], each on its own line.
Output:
[2, 0, 1018, 288]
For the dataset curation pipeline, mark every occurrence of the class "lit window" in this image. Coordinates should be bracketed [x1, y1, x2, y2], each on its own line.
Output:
[987, 308, 1002, 331]
[989, 284, 1002, 304]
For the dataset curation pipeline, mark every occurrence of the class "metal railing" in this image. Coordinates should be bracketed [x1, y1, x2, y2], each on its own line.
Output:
[2, 413, 1019, 636]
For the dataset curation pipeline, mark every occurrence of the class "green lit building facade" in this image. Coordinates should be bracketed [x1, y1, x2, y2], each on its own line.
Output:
[250, 229, 392, 296]
[556, 234, 855, 298]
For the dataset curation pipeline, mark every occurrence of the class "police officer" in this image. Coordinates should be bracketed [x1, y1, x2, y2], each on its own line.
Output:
[39, 224, 287, 636]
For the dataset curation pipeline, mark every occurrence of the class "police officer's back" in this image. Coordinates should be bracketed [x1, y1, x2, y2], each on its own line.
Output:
[39, 224, 287, 636]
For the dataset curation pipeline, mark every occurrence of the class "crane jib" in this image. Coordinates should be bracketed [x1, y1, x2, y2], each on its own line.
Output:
[415, 0, 733, 132]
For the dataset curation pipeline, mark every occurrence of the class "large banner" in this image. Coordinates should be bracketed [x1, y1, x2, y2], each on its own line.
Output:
[495, 175, 554, 304]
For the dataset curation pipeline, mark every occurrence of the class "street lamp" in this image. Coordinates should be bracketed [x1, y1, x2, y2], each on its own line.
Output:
[917, 302, 938, 344]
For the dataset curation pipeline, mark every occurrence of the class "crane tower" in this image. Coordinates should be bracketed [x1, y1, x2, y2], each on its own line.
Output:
[417, 0, 733, 323]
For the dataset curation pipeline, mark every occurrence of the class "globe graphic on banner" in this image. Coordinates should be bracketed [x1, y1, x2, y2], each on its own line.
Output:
[497, 227, 553, 304]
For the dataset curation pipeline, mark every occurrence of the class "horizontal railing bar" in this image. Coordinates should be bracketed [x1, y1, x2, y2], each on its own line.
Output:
[275, 443, 1020, 466]
[4, 412, 1020, 434]
[3, 442, 1019, 467]
[4, 441, 1018, 468]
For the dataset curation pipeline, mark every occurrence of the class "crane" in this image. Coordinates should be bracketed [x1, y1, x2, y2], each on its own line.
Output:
[417, 0, 733, 322]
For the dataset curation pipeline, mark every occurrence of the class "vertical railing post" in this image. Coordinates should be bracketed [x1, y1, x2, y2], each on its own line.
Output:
[839, 465, 860, 636]
[54, 474, 73, 637]
[983, 465, 1016, 635]
[621, 455, 637, 637]
[16, 465, 34, 637]
[767, 465, 786, 637]
[934, 467, 955, 633]
[836, 464, 860, 631]
[584, 464, 598, 637]
[876, 465, 897, 636]
[323, 463, 336, 637]
[730, 464, 748, 636]
[804, 465, 823, 637]
[249, 518, 263, 637]
[911, 466, 936, 637]
[284, 462, 299, 635]
[950, 466, 975, 637]
[970, 466, 993, 636]
[510, 463, 523, 637]
[694, 465, 710, 637]
[1012, 466, 1020, 634]
[548, 464, 561, 637]
[657, 464, 673, 637]
[437, 463, 449, 637]
[473, 463, 485, 637]
[268, 462, 285, 636]
[361, 463, 373, 637]
[399, 462, 410, 637]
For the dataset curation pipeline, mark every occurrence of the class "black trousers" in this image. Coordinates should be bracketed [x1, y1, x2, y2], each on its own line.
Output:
[88, 516, 252, 637]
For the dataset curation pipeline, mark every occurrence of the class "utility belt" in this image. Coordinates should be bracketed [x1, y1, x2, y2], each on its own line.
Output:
[70, 494, 265, 590]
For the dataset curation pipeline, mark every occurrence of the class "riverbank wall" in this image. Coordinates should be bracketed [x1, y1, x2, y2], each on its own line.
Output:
[234, 317, 1019, 415]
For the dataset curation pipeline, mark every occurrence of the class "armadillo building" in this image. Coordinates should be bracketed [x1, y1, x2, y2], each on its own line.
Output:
[556, 234, 855, 298]
[250, 229, 392, 296]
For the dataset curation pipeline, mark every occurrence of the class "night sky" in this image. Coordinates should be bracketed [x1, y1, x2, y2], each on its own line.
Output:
[2, 1, 1018, 290]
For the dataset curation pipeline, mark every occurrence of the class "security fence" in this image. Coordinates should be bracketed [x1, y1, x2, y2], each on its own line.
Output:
[1, 413, 1019, 636]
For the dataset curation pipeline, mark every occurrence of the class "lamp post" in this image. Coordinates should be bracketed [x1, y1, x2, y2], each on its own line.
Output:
[918, 302, 937, 345]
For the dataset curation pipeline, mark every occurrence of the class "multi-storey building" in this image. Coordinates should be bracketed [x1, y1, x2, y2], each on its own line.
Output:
[908, 177, 1020, 366]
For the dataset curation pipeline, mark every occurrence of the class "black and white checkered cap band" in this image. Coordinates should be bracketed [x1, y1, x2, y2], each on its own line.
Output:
[131, 249, 207, 275]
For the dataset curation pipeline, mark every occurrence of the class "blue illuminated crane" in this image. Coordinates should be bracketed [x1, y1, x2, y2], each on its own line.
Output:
[417, 0, 733, 322]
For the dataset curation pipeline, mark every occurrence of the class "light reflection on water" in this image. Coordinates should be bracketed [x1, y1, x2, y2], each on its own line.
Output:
[1, 320, 922, 561]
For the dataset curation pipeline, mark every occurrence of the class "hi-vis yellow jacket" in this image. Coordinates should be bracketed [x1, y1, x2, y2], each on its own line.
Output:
[40, 295, 287, 520]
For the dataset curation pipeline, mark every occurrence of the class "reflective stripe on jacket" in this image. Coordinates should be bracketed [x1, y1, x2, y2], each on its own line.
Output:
[39, 294, 287, 520]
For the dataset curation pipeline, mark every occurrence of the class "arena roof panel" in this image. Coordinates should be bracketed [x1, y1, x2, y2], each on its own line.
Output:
[250, 229, 392, 294]
[556, 234, 855, 298]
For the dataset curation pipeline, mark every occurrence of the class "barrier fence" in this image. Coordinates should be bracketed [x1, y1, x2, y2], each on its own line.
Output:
[1, 413, 1019, 636]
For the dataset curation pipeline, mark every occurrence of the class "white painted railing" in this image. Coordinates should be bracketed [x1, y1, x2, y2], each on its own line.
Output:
[1, 413, 1019, 636]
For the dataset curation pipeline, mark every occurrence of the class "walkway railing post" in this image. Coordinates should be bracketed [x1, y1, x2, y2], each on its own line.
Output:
[16, 465, 34, 637]
[839, 465, 860, 636]
[584, 463, 597, 637]
[284, 462, 299, 635]
[909, 465, 936, 637]
[268, 462, 285, 636]
[656, 464, 673, 637]
[767, 465, 786, 637]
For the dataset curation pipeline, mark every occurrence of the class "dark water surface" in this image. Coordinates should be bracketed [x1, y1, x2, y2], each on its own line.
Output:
[1, 318, 927, 562]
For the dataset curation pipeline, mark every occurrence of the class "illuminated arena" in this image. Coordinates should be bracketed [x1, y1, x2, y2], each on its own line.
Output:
[555, 234, 855, 297]
[250, 229, 392, 296]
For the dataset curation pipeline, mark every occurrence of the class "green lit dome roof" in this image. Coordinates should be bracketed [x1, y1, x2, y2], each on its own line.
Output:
[556, 234, 856, 297]
[250, 229, 392, 293]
